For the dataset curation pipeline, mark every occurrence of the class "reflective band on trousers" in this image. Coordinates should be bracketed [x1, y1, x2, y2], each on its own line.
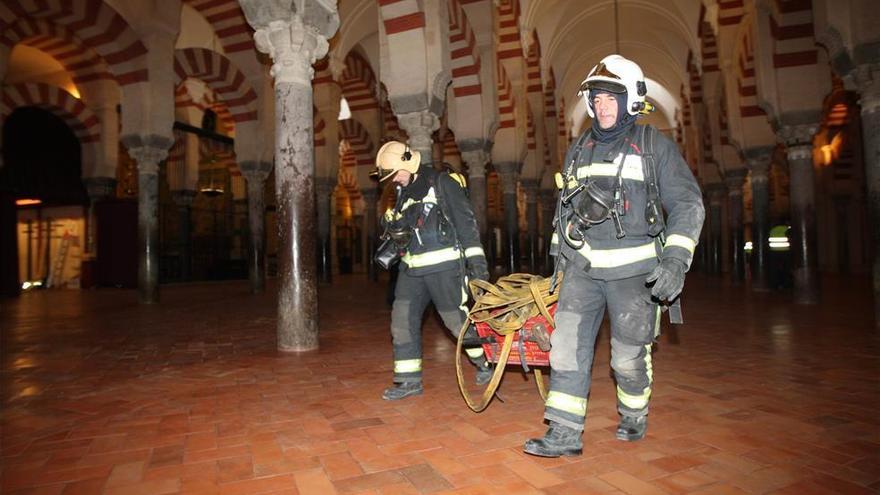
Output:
[465, 246, 485, 258]
[577, 240, 657, 268]
[545, 391, 587, 416]
[616, 344, 653, 409]
[402, 247, 461, 268]
[664, 234, 697, 254]
[394, 359, 422, 373]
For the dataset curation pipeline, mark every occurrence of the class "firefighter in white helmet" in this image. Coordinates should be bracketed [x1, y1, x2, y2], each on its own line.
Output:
[523, 55, 705, 456]
[374, 140, 492, 400]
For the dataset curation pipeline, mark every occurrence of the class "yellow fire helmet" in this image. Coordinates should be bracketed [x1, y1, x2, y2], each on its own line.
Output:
[375, 140, 420, 181]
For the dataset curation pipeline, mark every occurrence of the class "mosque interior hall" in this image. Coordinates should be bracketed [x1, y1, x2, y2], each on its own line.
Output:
[1, 0, 879, 493]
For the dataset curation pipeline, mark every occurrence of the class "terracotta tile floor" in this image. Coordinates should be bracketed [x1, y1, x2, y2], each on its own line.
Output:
[2, 273, 878, 494]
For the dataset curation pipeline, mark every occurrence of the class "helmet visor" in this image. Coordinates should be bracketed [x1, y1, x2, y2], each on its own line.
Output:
[580, 79, 626, 95]
[375, 167, 399, 182]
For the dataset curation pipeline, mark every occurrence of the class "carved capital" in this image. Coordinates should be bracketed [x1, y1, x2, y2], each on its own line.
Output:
[705, 182, 727, 206]
[494, 161, 521, 195]
[520, 178, 539, 203]
[778, 123, 818, 148]
[397, 111, 440, 154]
[128, 146, 169, 175]
[253, 17, 330, 86]
[723, 168, 748, 196]
[852, 63, 880, 115]
[240, 160, 273, 183]
[461, 150, 489, 178]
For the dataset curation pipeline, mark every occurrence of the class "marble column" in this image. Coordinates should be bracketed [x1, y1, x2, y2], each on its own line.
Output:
[705, 183, 726, 276]
[521, 179, 539, 274]
[540, 188, 556, 275]
[315, 177, 336, 284]
[495, 162, 521, 274]
[242, 3, 338, 351]
[127, 143, 171, 304]
[361, 187, 380, 282]
[724, 168, 748, 284]
[461, 148, 489, 239]
[851, 63, 880, 326]
[398, 111, 440, 167]
[779, 123, 820, 304]
[746, 149, 773, 292]
[240, 162, 271, 293]
[171, 190, 195, 282]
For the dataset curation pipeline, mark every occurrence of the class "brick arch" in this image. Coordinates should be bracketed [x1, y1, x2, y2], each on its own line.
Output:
[337, 143, 361, 202]
[2, 17, 112, 85]
[339, 119, 374, 168]
[174, 85, 235, 135]
[0, 0, 148, 85]
[447, 0, 481, 98]
[174, 48, 258, 123]
[180, 0, 254, 54]
[1, 82, 99, 163]
[342, 51, 378, 112]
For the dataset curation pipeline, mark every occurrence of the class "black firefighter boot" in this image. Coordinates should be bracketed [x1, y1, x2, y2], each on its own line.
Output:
[382, 381, 423, 401]
[616, 415, 648, 441]
[523, 422, 583, 457]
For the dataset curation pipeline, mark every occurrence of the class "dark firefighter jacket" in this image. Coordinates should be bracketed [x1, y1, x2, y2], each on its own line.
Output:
[551, 124, 705, 280]
[383, 165, 487, 277]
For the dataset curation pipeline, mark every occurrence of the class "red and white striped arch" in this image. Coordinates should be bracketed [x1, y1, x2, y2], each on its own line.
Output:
[181, 0, 254, 54]
[1, 82, 99, 161]
[700, 5, 719, 74]
[2, 17, 112, 85]
[174, 85, 235, 135]
[497, 61, 516, 130]
[174, 48, 258, 123]
[737, 31, 764, 118]
[526, 108, 536, 151]
[495, 0, 522, 61]
[339, 119, 374, 168]
[526, 32, 542, 97]
[0, 0, 148, 85]
[768, 1, 817, 69]
[718, 0, 745, 27]
[381, 96, 405, 140]
[448, 0, 481, 98]
[341, 51, 378, 112]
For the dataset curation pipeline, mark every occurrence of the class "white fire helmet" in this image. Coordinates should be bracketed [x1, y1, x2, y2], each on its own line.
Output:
[374, 140, 420, 181]
[579, 54, 648, 118]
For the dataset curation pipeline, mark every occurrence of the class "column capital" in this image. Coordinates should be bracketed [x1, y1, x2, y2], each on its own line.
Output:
[743, 146, 773, 181]
[240, 160, 273, 183]
[520, 178, 539, 202]
[171, 189, 197, 207]
[128, 146, 169, 175]
[461, 149, 489, 178]
[359, 186, 379, 203]
[849, 63, 880, 115]
[251, 17, 333, 86]
[397, 111, 440, 154]
[704, 182, 727, 205]
[494, 161, 521, 195]
[82, 176, 117, 200]
[724, 167, 749, 196]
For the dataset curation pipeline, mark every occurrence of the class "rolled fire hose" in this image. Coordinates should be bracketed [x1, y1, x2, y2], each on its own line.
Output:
[455, 272, 562, 412]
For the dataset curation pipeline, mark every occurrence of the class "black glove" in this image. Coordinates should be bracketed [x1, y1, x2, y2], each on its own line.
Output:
[467, 259, 490, 282]
[645, 258, 687, 301]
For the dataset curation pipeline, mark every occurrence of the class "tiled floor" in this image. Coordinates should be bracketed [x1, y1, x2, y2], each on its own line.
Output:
[1, 272, 878, 494]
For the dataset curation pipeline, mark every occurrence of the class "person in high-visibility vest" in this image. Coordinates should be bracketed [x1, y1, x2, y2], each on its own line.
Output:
[374, 141, 492, 400]
[523, 55, 705, 457]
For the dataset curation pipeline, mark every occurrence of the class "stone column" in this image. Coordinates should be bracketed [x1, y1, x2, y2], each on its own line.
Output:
[705, 183, 726, 276]
[495, 162, 521, 274]
[315, 177, 336, 284]
[171, 190, 195, 281]
[361, 186, 380, 282]
[540, 188, 556, 275]
[240, 162, 271, 293]
[746, 149, 773, 291]
[127, 143, 171, 304]
[242, 3, 338, 351]
[851, 63, 880, 326]
[398, 111, 440, 167]
[461, 148, 489, 238]
[521, 179, 539, 274]
[724, 168, 748, 284]
[780, 123, 820, 304]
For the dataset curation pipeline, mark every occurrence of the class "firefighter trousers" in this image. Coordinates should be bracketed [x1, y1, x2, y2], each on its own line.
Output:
[390, 266, 485, 383]
[543, 264, 661, 431]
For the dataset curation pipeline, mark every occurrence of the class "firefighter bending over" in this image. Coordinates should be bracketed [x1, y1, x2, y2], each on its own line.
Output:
[523, 55, 705, 457]
[374, 141, 492, 400]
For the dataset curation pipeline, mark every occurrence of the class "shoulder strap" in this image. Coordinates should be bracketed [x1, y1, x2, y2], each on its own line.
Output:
[641, 125, 660, 200]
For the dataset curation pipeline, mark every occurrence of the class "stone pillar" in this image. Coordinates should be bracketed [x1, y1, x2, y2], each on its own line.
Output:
[315, 177, 336, 284]
[852, 63, 880, 326]
[706, 183, 726, 276]
[127, 144, 171, 304]
[495, 162, 521, 274]
[540, 188, 556, 275]
[242, 2, 338, 351]
[780, 123, 820, 304]
[82, 177, 116, 256]
[398, 111, 440, 167]
[746, 149, 773, 291]
[361, 186, 380, 282]
[240, 162, 272, 293]
[521, 179, 539, 274]
[171, 190, 195, 281]
[461, 148, 489, 238]
[724, 168, 748, 284]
